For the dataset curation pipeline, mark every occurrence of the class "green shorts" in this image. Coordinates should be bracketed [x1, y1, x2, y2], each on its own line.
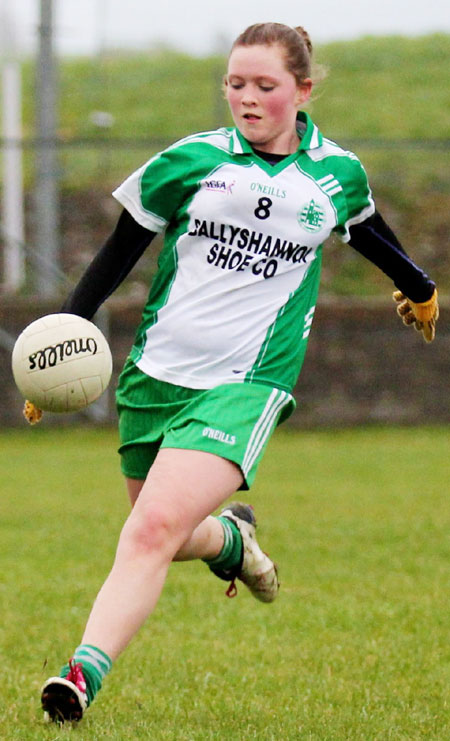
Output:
[116, 358, 295, 489]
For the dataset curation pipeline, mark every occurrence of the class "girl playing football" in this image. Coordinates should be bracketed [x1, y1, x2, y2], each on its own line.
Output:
[40, 22, 438, 722]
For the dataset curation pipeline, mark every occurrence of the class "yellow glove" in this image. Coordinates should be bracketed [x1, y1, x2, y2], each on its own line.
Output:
[393, 288, 439, 343]
[23, 400, 43, 425]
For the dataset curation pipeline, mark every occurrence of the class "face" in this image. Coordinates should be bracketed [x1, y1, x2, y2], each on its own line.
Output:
[226, 43, 312, 154]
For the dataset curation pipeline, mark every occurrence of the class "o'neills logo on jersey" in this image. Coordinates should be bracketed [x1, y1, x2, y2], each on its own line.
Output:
[202, 426, 236, 445]
[250, 182, 287, 199]
[203, 179, 235, 195]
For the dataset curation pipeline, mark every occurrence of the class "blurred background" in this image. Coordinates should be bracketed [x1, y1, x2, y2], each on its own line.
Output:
[1, 0, 449, 426]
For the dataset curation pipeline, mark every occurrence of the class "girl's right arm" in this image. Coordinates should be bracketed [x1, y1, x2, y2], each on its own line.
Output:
[61, 209, 156, 320]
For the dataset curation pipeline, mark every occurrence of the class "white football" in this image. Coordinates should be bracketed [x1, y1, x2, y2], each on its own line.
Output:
[11, 313, 113, 412]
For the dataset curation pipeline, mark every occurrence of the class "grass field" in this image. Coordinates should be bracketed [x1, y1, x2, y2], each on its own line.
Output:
[1, 425, 449, 739]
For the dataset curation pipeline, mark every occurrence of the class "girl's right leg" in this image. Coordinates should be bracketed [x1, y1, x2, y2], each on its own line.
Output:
[42, 449, 279, 724]
[126, 475, 228, 562]
[80, 447, 244, 660]
[41, 447, 244, 723]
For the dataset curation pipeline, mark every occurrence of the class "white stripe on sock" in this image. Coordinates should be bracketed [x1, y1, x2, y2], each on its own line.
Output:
[76, 646, 111, 677]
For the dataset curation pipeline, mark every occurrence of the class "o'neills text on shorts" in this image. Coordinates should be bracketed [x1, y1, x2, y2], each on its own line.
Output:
[202, 427, 236, 445]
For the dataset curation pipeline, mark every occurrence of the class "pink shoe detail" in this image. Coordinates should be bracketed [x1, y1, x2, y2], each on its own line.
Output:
[66, 659, 87, 694]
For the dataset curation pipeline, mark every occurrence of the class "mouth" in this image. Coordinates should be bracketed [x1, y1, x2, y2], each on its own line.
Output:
[242, 113, 261, 123]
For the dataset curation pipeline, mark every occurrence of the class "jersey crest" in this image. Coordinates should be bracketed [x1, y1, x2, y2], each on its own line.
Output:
[298, 199, 326, 233]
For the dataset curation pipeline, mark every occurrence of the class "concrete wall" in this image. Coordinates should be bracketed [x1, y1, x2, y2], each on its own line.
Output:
[1, 296, 448, 428]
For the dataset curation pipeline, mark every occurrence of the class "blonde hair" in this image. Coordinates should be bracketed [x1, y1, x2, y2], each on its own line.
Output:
[231, 22, 325, 86]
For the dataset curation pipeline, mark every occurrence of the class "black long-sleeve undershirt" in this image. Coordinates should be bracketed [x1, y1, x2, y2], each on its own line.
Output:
[61, 207, 435, 321]
[61, 209, 156, 319]
[348, 211, 434, 302]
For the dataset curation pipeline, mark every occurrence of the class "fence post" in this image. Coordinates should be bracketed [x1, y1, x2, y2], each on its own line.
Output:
[34, 0, 60, 298]
[1, 61, 25, 291]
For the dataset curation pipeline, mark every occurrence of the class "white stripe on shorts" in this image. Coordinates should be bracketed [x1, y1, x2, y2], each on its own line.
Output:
[242, 389, 290, 476]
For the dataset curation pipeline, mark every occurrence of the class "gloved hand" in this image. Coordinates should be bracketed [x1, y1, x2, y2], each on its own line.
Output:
[23, 400, 43, 425]
[393, 288, 439, 343]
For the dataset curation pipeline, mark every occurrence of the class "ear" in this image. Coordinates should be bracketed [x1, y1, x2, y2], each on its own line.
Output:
[222, 74, 230, 98]
[296, 78, 313, 106]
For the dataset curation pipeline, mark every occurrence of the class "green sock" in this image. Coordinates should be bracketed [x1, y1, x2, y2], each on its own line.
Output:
[60, 644, 112, 706]
[203, 516, 243, 574]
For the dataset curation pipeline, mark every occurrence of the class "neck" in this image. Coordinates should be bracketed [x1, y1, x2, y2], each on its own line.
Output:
[252, 149, 289, 165]
[253, 131, 300, 156]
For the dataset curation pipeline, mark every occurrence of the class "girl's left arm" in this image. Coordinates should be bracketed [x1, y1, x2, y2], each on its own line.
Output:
[348, 210, 438, 341]
[348, 210, 435, 302]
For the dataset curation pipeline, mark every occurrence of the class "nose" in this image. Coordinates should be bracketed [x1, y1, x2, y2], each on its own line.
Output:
[240, 85, 258, 106]
[242, 95, 257, 107]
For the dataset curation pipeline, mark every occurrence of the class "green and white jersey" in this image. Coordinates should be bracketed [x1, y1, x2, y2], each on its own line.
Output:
[113, 112, 374, 393]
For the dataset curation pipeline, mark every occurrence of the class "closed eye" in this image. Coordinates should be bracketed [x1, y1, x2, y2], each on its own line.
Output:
[228, 80, 275, 92]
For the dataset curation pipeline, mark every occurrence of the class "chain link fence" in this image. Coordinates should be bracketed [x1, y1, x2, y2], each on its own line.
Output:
[1, 135, 449, 427]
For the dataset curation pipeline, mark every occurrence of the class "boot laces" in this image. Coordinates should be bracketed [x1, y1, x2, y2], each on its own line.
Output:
[66, 659, 87, 694]
[225, 579, 238, 598]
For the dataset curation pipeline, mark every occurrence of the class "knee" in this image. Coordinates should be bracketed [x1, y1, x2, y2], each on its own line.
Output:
[120, 503, 187, 560]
